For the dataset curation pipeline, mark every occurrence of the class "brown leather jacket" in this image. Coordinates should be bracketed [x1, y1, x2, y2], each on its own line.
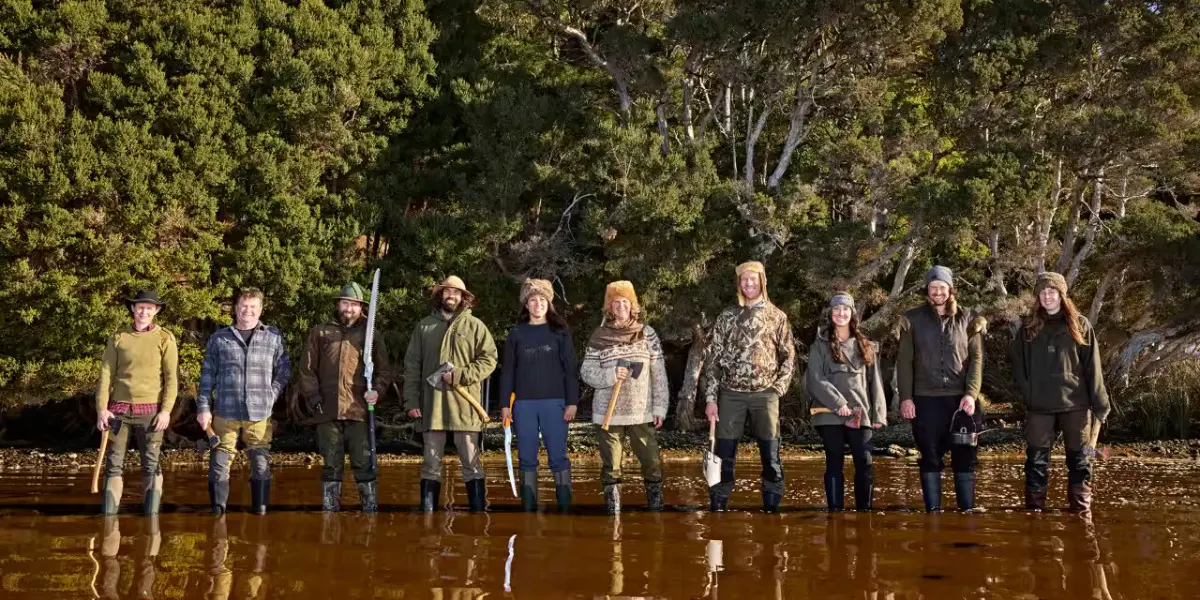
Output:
[298, 319, 394, 423]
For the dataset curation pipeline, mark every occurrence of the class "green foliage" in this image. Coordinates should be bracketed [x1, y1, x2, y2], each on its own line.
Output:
[1115, 359, 1200, 440]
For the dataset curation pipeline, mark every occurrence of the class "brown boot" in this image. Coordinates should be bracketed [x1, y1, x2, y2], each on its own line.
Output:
[1025, 486, 1047, 510]
[1068, 482, 1092, 513]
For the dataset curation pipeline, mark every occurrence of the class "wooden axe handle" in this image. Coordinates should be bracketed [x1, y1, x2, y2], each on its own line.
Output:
[809, 406, 834, 415]
[601, 379, 625, 431]
[503, 393, 515, 427]
[452, 384, 491, 422]
[91, 428, 110, 494]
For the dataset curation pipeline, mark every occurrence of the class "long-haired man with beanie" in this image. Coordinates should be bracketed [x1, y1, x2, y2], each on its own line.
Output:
[897, 266, 987, 512]
[703, 262, 796, 513]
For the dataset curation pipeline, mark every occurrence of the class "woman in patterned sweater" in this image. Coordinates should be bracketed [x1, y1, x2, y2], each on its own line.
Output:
[580, 281, 670, 515]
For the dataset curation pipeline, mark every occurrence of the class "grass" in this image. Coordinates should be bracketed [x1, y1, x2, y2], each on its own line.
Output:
[1114, 358, 1200, 439]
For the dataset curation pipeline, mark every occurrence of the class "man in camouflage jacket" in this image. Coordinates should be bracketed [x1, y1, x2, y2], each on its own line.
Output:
[703, 261, 796, 512]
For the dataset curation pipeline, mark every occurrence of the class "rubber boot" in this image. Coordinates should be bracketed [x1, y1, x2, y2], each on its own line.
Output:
[322, 481, 342, 512]
[465, 478, 487, 513]
[419, 479, 440, 513]
[920, 472, 942, 512]
[1068, 482, 1093, 514]
[357, 481, 378, 513]
[1066, 450, 1093, 514]
[101, 476, 123, 516]
[250, 479, 270, 515]
[1025, 485, 1048, 510]
[854, 469, 874, 512]
[645, 480, 664, 512]
[757, 438, 784, 514]
[824, 472, 845, 512]
[709, 490, 729, 512]
[209, 479, 230, 515]
[142, 473, 163, 516]
[1024, 446, 1051, 510]
[553, 469, 573, 511]
[603, 483, 621, 515]
[762, 488, 783, 514]
[954, 472, 976, 511]
[520, 470, 538, 512]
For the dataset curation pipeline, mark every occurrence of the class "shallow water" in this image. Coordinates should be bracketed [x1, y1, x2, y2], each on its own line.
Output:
[1, 457, 1199, 599]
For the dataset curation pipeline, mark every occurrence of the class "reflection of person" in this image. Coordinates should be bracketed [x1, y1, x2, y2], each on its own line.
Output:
[1013, 272, 1110, 513]
[404, 276, 498, 513]
[703, 262, 795, 513]
[897, 266, 986, 512]
[196, 287, 291, 516]
[498, 278, 580, 511]
[205, 515, 271, 600]
[806, 292, 887, 512]
[95, 290, 178, 516]
[96, 516, 160, 600]
[580, 281, 670, 515]
[299, 282, 394, 513]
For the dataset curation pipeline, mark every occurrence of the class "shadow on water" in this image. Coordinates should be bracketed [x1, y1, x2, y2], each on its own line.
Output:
[2, 458, 1200, 598]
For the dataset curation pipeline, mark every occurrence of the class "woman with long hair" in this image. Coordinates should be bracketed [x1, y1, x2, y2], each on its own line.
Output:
[498, 278, 580, 511]
[805, 292, 886, 511]
[1013, 272, 1111, 514]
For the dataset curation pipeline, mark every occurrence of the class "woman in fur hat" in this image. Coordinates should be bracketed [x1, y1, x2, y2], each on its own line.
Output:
[805, 292, 887, 511]
[498, 278, 580, 511]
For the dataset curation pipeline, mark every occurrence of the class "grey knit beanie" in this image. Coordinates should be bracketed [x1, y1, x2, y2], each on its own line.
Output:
[925, 265, 954, 289]
[829, 292, 855, 310]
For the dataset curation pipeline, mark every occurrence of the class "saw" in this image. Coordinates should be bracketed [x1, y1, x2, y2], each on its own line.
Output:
[504, 393, 517, 497]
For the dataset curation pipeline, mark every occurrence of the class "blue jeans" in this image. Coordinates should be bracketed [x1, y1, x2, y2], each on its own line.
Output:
[513, 399, 570, 473]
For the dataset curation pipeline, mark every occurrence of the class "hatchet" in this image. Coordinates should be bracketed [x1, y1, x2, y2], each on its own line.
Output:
[601, 359, 644, 431]
[427, 361, 491, 422]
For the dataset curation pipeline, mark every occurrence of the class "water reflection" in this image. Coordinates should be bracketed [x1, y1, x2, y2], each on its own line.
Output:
[90, 516, 159, 600]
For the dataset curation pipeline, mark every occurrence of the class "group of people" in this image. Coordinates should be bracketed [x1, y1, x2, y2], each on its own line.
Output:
[93, 262, 1111, 517]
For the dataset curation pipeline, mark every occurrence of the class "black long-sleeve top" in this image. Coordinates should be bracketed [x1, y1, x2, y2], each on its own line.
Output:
[498, 322, 580, 406]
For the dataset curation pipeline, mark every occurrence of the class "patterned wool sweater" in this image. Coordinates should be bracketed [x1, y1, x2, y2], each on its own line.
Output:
[580, 325, 670, 426]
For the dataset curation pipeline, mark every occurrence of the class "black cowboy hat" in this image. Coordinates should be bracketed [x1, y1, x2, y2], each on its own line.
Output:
[123, 289, 167, 308]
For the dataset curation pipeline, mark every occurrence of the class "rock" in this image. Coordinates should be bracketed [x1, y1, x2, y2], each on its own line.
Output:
[885, 444, 906, 458]
[1153, 444, 1166, 453]
[67, 453, 79, 459]
[906, 448, 920, 457]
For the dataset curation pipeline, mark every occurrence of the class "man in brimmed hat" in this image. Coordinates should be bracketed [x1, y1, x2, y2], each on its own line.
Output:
[404, 275, 498, 512]
[298, 281, 395, 512]
[196, 287, 291, 515]
[702, 261, 796, 513]
[96, 289, 179, 515]
[897, 265, 987, 512]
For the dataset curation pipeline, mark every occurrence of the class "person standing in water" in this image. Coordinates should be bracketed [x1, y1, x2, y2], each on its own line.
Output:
[897, 266, 987, 512]
[805, 292, 887, 512]
[498, 278, 580, 511]
[1013, 271, 1111, 513]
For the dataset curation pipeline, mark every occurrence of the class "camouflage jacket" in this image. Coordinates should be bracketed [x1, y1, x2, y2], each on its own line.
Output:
[703, 301, 796, 403]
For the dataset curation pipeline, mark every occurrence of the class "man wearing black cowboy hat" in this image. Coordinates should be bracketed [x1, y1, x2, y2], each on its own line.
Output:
[298, 282, 394, 512]
[96, 290, 179, 515]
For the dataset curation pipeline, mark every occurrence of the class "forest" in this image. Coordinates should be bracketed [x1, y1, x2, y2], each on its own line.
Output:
[2, 0, 1199, 441]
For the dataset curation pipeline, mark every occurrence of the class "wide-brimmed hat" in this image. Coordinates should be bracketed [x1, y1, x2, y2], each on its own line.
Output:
[335, 282, 368, 305]
[431, 275, 476, 303]
[123, 290, 166, 308]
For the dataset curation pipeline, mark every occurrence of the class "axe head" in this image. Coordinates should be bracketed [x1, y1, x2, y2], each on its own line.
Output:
[618, 359, 645, 379]
[426, 361, 456, 389]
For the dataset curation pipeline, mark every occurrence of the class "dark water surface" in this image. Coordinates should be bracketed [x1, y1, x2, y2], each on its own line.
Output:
[2, 457, 1199, 599]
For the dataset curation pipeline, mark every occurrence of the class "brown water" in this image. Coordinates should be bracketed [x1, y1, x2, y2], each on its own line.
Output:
[1, 457, 1199, 599]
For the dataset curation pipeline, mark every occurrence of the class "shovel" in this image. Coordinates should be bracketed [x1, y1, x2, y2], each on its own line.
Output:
[702, 419, 722, 488]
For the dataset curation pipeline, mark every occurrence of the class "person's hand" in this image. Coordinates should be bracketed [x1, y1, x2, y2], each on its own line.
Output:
[900, 399, 916, 420]
[872, 422, 884, 430]
[152, 411, 171, 432]
[196, 411, 212, 432]
[365, 390, 379, 406]
[500, 407, 511, 423]
[441, 370, 454, 385]
[564, 405, 578, 422]
[615, 366, 630, 381]
[97, 409, 115, 431]
[836, 405, 853, 417]
[407, 408, 422, 419]
[653, 416, 664, 429]
[959, 395, 975, 416]
[705, 402, 719, 423]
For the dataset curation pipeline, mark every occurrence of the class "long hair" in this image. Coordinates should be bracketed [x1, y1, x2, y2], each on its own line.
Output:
[1023, 295, 1087, 346]
[519, 302, 569, 333]
[928, 290, 958, 318]
[826, 311, 876, 367]
[430, 288, 476, 312]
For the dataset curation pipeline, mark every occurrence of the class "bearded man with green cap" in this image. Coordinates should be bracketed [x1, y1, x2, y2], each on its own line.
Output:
[298, 281, 394, 512]
[404, 276, 498, 513]
[703, 261, 796, 513]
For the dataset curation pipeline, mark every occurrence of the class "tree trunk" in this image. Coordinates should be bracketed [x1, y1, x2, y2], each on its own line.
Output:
[1055, 180, 1086, 274]
[889, 238, 919, 298]
[1067, 166, 1105, 285]
[743, 99, 770, 190]
[656, 99, 670, 156]
[675, 324, 708, 432]
[987, 227, 1008, 296]
[1036, 160, 1065, 274]
[1088, 266, 1124, 325]
[683, 77, 695, 142]
[766, 60, 820, 190]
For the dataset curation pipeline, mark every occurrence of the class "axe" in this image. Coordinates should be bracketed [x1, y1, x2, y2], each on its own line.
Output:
[427, 361, 491, 422]
[601, 359, 644, 431]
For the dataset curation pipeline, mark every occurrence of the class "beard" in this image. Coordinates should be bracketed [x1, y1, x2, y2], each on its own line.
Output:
[339, 311, 361, 326]
[928, 295, 948, 306]
[441, 297, 461, 313]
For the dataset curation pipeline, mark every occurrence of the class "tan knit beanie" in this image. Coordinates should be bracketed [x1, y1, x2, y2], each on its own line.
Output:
[1036, 271, 1069, 297]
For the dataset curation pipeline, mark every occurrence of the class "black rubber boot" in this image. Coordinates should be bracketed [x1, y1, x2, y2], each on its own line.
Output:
[322, 481, 342, 512]
[520, 470, 537, 512]
[824, 472, 845, 512]
[761, 489, 783, 513]
[142, 473, 163, 516]
[419, 479, 441, 513]
[854, 469, 874, 512]
[645, 480, 664, 512]
[603, 483, 621, 515]
[209, 479, 230, 515]
[466, 479, 487, 513]
[553, 469, 572, 511]
[920, 472, 942, 512]
[1024, 446, 1051, 510]
[954, 472, 976, 511]
[249, 479, 270, 515]
[709, 490, 729, 512]
[357, 481, 378, 513]
[1067, 450, 1093, 514]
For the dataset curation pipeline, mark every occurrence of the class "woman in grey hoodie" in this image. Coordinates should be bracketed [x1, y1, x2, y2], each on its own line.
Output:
[805, 292, 887, 511]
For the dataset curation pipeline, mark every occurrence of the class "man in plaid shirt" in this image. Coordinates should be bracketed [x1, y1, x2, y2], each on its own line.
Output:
[196, 288, 291, 515]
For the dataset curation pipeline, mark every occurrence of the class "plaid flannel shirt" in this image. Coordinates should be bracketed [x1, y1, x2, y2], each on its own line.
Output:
[197, 324, 291, 422]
